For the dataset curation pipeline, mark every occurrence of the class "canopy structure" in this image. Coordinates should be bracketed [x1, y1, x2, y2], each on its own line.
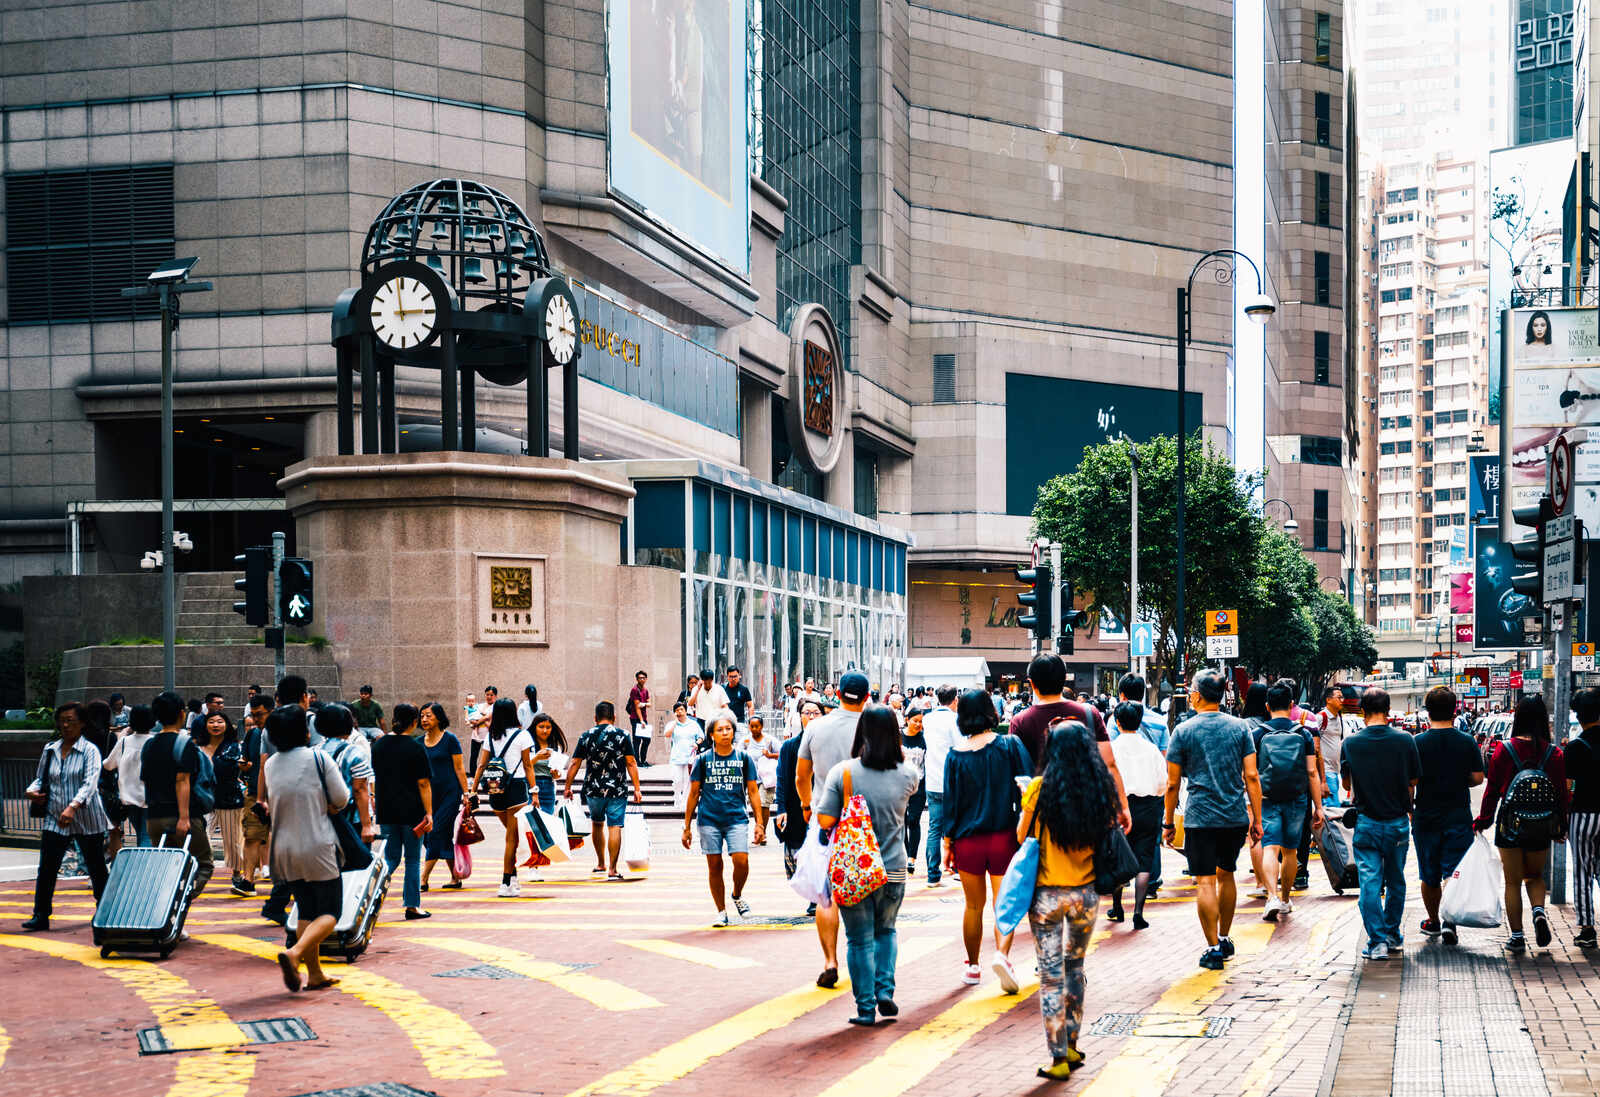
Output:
[904, 656, 991, 690]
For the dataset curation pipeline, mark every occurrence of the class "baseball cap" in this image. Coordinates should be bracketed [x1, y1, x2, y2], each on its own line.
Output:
[839, 671, 870, 703]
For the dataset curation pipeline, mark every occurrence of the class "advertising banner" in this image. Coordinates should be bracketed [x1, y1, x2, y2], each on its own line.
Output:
[606, 0, 750, 274]
[1450, 571, 1474, 616]
[1470, 455, 1505, 529]
[1505, 306, 1600, 515]
[1474, 528, 1539, 650]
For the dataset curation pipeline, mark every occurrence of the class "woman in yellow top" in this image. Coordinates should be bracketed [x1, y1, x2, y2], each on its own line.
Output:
[1016, 719, 1120, 1080]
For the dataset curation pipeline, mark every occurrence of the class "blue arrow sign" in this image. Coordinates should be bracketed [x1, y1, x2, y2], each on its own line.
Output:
[1131, 622, 1155, 658]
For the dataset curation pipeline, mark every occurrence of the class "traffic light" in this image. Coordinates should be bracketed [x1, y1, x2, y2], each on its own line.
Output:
[1056, 580, 1090, 655]
[232, 546, 268, 626]
[1509, 495, 1556, 605]
[279, 558, 315, 627]
[1014, 563, 1052, 641]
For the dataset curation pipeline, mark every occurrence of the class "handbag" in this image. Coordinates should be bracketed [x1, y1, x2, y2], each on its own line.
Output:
[1093, 821, 1140, 896]
[994, 815, 1041, 936]
[313, 752, 372, 872]
[827, 765, 887, 907]
[455, 802, 486, 846]
[29, 749, 52, 818]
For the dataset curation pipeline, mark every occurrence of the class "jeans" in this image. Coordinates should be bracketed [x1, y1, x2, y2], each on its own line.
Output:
[382, 823, 424, 910]
[1352, 815, 1410, 947]
[123, 805, 150, 847]
[33, 830, 109, 918]
[924, 793, 944, 883]
[838, 880, 905, 1016]
[1028, 883, 1099, 1059]
[535, 776, 556, 814]
[1323, 771, 1341, 807]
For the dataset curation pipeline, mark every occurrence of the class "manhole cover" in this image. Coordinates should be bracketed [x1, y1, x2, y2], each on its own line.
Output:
[1087, 1013, 1232, 1038]
[285, 1086, 441, 1097]
[138, 1016, 317, 1054]
[736, 912, 939, 926]
[435, 963, 527, 980]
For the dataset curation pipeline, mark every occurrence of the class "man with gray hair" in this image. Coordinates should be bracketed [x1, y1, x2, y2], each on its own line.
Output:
[1163, 668, 1263, 970]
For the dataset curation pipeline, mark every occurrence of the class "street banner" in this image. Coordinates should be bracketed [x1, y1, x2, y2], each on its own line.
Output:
[1474, 527, 1539, 650]
[1450, 572, 1474, 616]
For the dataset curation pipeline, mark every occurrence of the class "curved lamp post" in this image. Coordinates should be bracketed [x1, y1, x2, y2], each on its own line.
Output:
[1263, 497, 1298, 534]
[1176, 250, 1273, 685]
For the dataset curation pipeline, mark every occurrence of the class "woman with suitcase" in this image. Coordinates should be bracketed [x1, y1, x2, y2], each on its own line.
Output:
[23, 702, 112, 931]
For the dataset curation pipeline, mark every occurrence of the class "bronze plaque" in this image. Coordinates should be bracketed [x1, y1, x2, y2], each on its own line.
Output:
[475, 554, 547, 645]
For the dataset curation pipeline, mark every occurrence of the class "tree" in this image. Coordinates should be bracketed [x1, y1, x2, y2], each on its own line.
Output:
[1239, 528, 1320, 681]
[1031, 433, 1263, 685]
[1301, 588, 1378, 700]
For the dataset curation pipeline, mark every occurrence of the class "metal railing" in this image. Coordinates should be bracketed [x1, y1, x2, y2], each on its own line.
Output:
[0, 757, 43, 841]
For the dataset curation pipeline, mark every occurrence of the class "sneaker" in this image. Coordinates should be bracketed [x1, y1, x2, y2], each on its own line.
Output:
[1199, 946, 1226, 970]
[1218, 936, 1236, 959]
[1533, 908, 1552, 948]
[526, 869, 544, 882]
[1420, 918, 1443, 938]
[733, 896, 751, 919]
[230, 875, 255, 897]
[1362, 942, 1390, 961]
[926, 877, 944, 889]
[961, 962, 982, 985]
[993, 954, 1020, 994]
[1506, 933, 1527, 955]
[1293, 871, 1310, 891]
[713, 910, 732, 927]
[1263, 898, 1282, 922]
[497, 881, 521, 898]
[1441, 923, 1458, 946]
[1386, 936, 1404, 952]
[1248, 886, 1269, 900]
[1574, 927, 1597, 949]
[1281, 898, 1295, 914]
[906, 860, 916, 877]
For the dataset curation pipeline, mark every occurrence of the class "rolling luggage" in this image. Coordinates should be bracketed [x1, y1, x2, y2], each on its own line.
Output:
[286, 839, 393, 962]
[91, 837, 198, 959]
[1319, 818, 1359, 895]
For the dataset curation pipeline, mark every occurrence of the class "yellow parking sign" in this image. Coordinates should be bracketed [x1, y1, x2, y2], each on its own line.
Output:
[1574, 643, 1595, 657]
[1206, 609, 1237, 637]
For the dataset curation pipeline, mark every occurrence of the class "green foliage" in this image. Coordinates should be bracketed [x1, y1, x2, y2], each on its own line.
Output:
[1302, 588, 1378, 699]
[1238, 529, 1320, 681]
[26, 650, 62, 708]
[307, 635, 329, 651]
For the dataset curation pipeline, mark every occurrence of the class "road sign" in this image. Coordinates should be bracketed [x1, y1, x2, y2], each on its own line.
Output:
[1205, 634, 1239, 659]
[1552, 434, 1573, 516]
[1130, 621, 1155, 658]
[1206, 609, 1237, 637]
[1543, 525, 1577, 604]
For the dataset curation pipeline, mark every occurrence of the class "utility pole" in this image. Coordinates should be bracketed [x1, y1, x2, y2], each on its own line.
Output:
[269, 530, 287, 684]
[1130, 446, 1140, 680]
[1049, 541, 1063, 659]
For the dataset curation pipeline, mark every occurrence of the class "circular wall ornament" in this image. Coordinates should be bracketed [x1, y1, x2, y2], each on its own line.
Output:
[785, 303, 847, 474]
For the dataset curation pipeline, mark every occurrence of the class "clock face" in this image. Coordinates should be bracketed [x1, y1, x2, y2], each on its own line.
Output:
[369, 275, 437, 350]
[545, 292, 577, 364]
[803, 341, 834, 436]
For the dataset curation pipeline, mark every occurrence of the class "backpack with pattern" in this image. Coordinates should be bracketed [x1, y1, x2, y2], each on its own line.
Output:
[827, 765, 887, 907]
[1497, 741, 1560, 846]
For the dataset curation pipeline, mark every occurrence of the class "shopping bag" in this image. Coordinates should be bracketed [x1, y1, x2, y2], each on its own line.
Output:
[827, 769, 886, 907]
[622, 812, 651, 871]
[519, 806, 570, 867]
[557, 800, 590, 850]
[789, 823, 833, 906]
[994, 836, 1040, 936]
[452, 841, 473, 879]
[1439, 832, 1504, 929]
[455, 804, 485, 846]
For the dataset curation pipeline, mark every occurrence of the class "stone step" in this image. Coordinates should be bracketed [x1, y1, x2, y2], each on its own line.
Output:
[176, 626, 271, 643]
[56, 643, 341, 707]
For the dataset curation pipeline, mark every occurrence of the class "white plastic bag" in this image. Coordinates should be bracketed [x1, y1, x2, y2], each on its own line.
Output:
[788, 822, 833, 906]
[1439, 832, 1504, 929]
[622, 812, 651, 871]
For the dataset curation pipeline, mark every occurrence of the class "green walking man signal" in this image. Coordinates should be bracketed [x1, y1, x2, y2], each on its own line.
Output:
[279, 558, 315, 627]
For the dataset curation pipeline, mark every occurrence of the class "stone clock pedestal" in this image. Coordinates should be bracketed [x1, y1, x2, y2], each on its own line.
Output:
[280, 451, 680, 730]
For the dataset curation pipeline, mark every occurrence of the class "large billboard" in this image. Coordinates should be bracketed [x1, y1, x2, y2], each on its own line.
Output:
[1488, 140, 1573, 422]
[1475, 530, 1538, 649]
[1504, 305, 1600, 516]
[606, 0, 750, 274]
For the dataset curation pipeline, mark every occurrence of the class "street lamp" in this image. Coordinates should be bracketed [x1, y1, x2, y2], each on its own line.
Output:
[122, 258, 212, 692]
[1263, 497, 1298, 534]
[1176, 250, 1273, 685]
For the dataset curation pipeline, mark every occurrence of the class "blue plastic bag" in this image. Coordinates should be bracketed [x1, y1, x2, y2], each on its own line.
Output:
[993, 836, 1040, 935]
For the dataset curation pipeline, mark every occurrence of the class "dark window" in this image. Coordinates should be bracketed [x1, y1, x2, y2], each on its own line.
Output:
[1380, 442, 1395, 455]
[1315, 171, 1332, 226]
[1314, 92, 1331, 146]
[1314, 251, 1331, 305]
[5, 164, 175, 324]
[1313, 490, 1330, 551]
[1300, 435, 1342, 465]
[853, 449, 878, 518]
[1314, 330, 1330, 384]
[1315, 12, 1332, 64]
[932, 353, 956, 403]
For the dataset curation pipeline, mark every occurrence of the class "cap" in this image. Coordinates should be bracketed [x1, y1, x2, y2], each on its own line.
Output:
[839, 671, 870, 702]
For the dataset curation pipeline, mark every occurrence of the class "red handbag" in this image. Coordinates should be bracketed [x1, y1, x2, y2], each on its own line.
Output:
[455, 803, 486, 846]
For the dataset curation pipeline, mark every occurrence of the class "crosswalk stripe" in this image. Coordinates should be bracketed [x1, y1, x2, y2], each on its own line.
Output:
[0, 933, 256, 1097]
[0, 1020, 9, 1070]
[565, 936, 946, 1097]
[374, 920, 832, 932]
[195, 933, 504, 1081]
[619, 938, 760, 969]
[412, 937, 663, 1010]
[1076, 919, 1278, 1097]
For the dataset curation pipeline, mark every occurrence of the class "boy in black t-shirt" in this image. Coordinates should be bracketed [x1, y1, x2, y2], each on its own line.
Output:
[1411, 687, 1485, 945]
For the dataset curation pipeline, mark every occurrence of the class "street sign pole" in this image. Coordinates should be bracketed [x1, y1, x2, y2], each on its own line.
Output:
[1049, 542, 1063, 659]
[1129, 449, 1140, 680]
[1553, 607, 1573, 904]
[270, 530, 286, 684]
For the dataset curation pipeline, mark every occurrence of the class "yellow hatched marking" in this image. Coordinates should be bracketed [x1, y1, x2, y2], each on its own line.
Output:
[0, 1020, 9, 1070]
[195, 933, 503, 1081]
[0, 934, 254, 1097]
[413, 937, 662, 1011]
[619, 938, 759, 969]
[566, 936, 944, 1097]
[1077, 920, 1278, 1097]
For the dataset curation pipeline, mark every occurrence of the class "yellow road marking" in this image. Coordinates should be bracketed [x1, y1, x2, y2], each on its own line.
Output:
[566, 936, 945, 1097]
[195, 933, 503, 1081]
[1077, 920, 1278, 1097]
[619, 938, 759, 969]
[812, 983, 1039, 1097]
[0, 1020, 9, 1069]
[413, 937, 662, 1011]
[0, 934, 255, 1097]
[375, 920, 827, 932]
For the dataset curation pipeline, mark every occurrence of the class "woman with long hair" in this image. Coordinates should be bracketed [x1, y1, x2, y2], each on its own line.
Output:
[469, 698, 535, 897]
[1474, 694, 1570, 952]
[416, 702, 470, 891]
[901, 712, 928, 877]
[197, 709, 247, 888]
[941, 687, 1032, 992]
[815, 704, 921, 1026]
[103, 703, 156, 850]
[530, 712, 568, 814]
[1016, 721, 1118, 1080]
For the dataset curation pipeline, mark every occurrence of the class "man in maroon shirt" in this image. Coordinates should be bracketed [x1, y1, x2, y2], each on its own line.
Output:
[1008, 654, 1131, 830]
[626, 670, 652, 764]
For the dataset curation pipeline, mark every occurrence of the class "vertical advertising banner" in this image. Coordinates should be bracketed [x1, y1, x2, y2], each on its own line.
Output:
[606, 0, 751, 274]
[1474, 531, 1538, 650]
[1504, 306, 1600, 517]
[1488, 140, 1574, 423]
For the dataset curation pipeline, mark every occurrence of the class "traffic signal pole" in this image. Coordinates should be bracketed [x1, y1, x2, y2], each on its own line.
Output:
[1049, 542, 1062, 657]
[271, 530, 286, 683]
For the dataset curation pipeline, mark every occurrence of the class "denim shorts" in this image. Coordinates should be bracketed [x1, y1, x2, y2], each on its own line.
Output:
[1260, 797, 1308, 850]
[1413, 821, 1474, 887]
[698, 820, 750, 855]
[587, 795, 628, 827]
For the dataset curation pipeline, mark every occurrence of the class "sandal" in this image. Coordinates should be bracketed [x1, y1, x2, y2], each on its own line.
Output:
[592, 865, 608, 874]
[305, 976, 341, 991]
[275, 951, 301, 993]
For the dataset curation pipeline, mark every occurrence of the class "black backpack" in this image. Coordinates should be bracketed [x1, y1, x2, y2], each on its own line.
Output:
[1258, 728, 1309, 803]
[1497, 742, 1560, 845]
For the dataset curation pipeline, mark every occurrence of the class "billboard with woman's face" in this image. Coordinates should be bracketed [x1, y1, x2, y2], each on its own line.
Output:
[1506, 305, 1600, 510]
